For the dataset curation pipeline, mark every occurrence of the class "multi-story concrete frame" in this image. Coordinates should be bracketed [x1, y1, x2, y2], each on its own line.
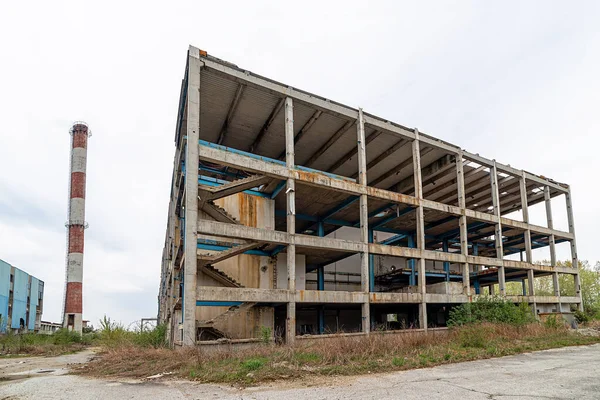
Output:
[63, 121, 90, 334]
[159, 46, 582, 346]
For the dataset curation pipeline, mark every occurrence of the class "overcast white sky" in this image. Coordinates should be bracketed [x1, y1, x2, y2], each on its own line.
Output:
[1, 1, 599, 326]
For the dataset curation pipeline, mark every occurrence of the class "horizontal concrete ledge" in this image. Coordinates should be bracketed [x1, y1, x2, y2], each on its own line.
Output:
[195, 287, 581, 305]
[197, 141, 573, 240]
[197, 286, 290, 303]
[197, 219, 365, 253]
[297, 332, 365, 340]
[197, 221, 576, 274]
[426, 294, 469, 303]
[370, 292, 423, 303]
[196, 287, 366, 304]
[296, 290, 367, 303]
[505, 295, 580, 304]
[197, 338, 262, 346]
[296, 327, 449, 340]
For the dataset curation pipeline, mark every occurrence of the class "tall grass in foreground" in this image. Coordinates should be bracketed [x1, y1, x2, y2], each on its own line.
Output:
[0, 329, 88, 356]
[96, 315, 167, 349]
[79, 322, 600, 384]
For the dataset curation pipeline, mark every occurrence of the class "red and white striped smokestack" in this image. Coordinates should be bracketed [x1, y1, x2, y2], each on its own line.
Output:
[63, 121, 90, 334]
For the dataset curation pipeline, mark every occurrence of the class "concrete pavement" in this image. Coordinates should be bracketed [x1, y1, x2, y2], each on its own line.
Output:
[2, 344, 599, 399]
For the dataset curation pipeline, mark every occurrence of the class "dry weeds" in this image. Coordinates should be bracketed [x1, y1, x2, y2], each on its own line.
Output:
[77, 323, 600, 384]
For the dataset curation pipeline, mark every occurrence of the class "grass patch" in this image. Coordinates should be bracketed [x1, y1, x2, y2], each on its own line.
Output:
[0, 329, 87, 356]
[392, 356, 405, 367]
[241, 357, 267, 371]
[78, 322, 600, 385]
[0, 315, 168, 357]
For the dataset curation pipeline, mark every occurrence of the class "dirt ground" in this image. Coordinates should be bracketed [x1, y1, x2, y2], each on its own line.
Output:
[2, 344, 600, 399]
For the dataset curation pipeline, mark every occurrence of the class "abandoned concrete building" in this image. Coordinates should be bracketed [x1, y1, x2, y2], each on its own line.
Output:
[158, 46, 582, 346]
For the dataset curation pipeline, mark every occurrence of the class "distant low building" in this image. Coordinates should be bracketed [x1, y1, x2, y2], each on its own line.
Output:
[39, 320, 62, 335]
[0, 259, 44, 333]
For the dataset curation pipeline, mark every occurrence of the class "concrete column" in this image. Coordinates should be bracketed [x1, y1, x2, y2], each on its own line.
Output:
[565, 189, 583, 311]
[284, 97, 296, 344]
[357, 108, 370, 334]
[412, 129, 427, 330]
[520, 172, 536, 312]
[544, 186, 560, 311]
[182, 48, 201, 346]
[490, 161, 505, 295]
[456, 151, 470, 295]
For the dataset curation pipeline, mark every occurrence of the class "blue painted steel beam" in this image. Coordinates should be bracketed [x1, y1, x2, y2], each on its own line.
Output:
[199, 140, 355, 182]
[275, 210, 356, 229]
[442, 239, 450, 282]
[379, 234, 408, 246]
[271, 180, 286, 199]
[318, 306, 325, 334]
[474, 279, 481, 294]
[270, 245, 286, 257]
[196, 301, 243, 307]
[317, 268, 325, 290]
[322, 196, 360, 220]
[368, 229, 375, 292]
[199, 165, 246, 179]
[197, 242, 271, 257]
[437, 221, 489, 240]
[408, 235, 416, 286]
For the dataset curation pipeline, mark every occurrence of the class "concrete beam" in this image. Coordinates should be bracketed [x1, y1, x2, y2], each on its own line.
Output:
[369, 292, 422, 304]
[196, 141, 574, 240]
[201, 175, 271, 201]
[297, 290, 367, 303]
[462, 151, 568, 193]
[196, 286, 289, 302]
[197, 242, 260, 265]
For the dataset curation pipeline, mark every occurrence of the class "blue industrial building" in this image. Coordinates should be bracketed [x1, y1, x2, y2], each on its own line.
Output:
[0, 259, 44, 333]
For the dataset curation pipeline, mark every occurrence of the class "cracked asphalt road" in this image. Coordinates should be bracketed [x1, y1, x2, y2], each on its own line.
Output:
[2, 344, 600, 399]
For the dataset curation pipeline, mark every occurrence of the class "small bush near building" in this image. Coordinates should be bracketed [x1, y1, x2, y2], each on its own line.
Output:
[447, 296, 535, 327]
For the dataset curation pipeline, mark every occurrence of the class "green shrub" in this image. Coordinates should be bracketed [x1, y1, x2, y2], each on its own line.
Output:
[544, 315, 562, 329]
[132, 324, 167, 348]
[392, 357, 405, 366]
[574, 310, 590, 324]
[96, 316, 167, 349]
[259, 326, 272, 344]
[241, 358, 267, 371]
[448, 296, 534, 327]
[53, 329, 82, 345]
